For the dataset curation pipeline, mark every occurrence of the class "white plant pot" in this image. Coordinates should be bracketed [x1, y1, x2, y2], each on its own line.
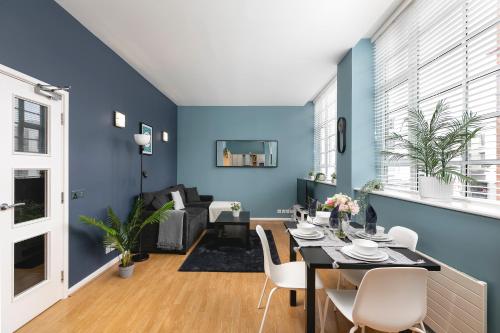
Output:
[309, 176, 315, 180]
[419, 176, 453, 201]
[232, 210, 240, 217]
[118, 263, 135, 279]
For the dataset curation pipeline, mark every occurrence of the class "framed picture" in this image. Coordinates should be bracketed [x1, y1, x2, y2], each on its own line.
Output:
[140, 122, 153, 155]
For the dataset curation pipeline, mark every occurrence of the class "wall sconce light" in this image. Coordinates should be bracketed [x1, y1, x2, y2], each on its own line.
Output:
[162, 131, 169, 142]
[114, 111, 126, 128]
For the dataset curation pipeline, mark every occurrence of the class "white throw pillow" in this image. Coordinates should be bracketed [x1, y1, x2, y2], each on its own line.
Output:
[170, 191, 185, 210]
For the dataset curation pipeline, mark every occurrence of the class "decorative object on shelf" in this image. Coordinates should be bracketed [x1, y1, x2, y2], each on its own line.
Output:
[331, 172, 336, 183]
[322, 193, 360, 238]
[314, 172, 326, 182]
[79, 198, 174, 278]
[337, 117, 347, 153]
[113, 111, 126, 128]
[162, 131, 169, 142]
[382, 100, 481, 201]
[356, 179, 384, 222]
[231, 202, 241, 217]
[140, 122, 153, 155]
[216, 140, 277, 167]
[308, 171, 316, 180]
[133, 132, 152, 262]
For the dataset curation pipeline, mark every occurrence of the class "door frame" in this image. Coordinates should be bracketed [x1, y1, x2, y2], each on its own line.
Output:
[0, 64, 70, 315]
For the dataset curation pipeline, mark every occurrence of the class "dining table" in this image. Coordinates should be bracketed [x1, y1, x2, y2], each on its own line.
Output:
[283, 220, 441, 333]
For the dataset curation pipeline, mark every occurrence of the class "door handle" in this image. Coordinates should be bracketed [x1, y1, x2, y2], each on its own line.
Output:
[0, 202, 26, 211]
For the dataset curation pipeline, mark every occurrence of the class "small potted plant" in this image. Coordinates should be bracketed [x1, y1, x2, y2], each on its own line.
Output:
[383, 100, 481, 201]
[331, 172, 336, 183]
[315, 172, 326, 182]
[80, 198, 173, 278]
[231, 202, 241, 217]
[308, 171, 316, 180]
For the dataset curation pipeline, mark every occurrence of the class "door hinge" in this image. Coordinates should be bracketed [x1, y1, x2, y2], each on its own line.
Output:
[60, 112, 64, 125]
[61, 192, 64, 204]
[61, 270, 64, 283]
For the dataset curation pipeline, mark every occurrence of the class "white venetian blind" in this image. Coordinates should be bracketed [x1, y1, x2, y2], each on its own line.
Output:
[314, 78, 337, 178]
[374, 0, 500, 202]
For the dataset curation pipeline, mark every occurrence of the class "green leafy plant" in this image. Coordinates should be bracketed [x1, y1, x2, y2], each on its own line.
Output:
[357, 179, 384, 213]
[382, 100, 482, 184]
[80, 198, 174, 267]
[315, 172, 326, 182]
[231, 202, 241, 211]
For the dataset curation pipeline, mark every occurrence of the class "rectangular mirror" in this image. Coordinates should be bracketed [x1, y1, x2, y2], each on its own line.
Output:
[216, 140, 278, 167]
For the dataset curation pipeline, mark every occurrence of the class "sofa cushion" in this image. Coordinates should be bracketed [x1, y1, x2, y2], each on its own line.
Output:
[166, 184, 187, 203]
[151, 194, 169, 210]
[186, 201, 212, 210]
[171, 191, 185, 210]
[185, 187, 201, 203]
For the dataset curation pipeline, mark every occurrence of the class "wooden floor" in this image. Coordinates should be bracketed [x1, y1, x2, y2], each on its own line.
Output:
[18, 221, 380, 333]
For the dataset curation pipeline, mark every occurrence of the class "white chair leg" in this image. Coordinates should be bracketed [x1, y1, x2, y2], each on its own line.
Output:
[361, 326, 366, 333]
[410, 327, 426, 333]
[349, 325, 359, 333]
[258, 287, 278, 333]
[257, 276, 269, 309]
[320, 297, 329, 333]
[420, 321, 426, 332]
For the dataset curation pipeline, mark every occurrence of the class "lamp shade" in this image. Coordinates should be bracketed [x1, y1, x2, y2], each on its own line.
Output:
[134, 133, 151, 146]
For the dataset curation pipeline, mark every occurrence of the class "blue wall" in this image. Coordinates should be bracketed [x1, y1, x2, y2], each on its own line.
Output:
[335, 38, 500, 332]
[336, 39, 375, 195]
[178, 105, 313, 217]
[0, 0, 177, 286]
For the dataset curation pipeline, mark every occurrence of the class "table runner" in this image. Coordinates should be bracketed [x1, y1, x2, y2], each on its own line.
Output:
[322, 246, 422, 268]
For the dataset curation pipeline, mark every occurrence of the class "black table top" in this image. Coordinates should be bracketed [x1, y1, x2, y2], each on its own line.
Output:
[284, 221, 440, 271]
[215, 211, 251, 224]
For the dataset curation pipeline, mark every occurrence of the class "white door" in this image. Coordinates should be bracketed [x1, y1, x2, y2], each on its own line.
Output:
[0, 66, 66, 332]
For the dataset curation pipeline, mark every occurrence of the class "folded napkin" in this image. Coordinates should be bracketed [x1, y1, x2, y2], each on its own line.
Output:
[365, 204, 377, 224]
[346, 232, 407, 248]
[322, 246, 420, 268]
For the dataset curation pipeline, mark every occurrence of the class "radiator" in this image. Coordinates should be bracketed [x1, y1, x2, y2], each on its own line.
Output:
[417, 251, 487, 333]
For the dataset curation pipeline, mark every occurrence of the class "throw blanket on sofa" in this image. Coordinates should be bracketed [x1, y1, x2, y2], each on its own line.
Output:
[157, 210, 185, 250]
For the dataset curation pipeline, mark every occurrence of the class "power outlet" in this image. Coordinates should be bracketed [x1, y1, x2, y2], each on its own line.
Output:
[105, 245, 114, 254]
[71, 189, 85, 200]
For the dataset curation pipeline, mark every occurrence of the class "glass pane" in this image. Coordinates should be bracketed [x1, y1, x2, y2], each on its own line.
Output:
[14, 170, 47, 224]
[14, 234, 46, 296]
[14, 98, 48, 154]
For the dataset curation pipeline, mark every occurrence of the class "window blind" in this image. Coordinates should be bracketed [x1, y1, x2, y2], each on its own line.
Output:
[314, 78, 337, 178]
[374, 0, 500, 202]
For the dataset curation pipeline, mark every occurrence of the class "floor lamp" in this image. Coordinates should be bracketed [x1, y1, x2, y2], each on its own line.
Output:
[132, 133, 150, 262]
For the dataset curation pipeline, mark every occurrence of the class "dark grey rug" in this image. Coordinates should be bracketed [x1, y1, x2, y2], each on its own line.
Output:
[178, 229, 281, 272]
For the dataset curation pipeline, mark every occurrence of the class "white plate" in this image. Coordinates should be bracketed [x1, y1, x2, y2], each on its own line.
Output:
[349, 246, 385, 259]
[356, 231, 393, 242]
[341, 245, 389, 262]
[310, 217, 328, 226]
[291, 229, 325, 240]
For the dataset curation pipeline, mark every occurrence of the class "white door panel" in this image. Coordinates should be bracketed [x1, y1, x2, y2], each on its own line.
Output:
[0, 67, 66, 333]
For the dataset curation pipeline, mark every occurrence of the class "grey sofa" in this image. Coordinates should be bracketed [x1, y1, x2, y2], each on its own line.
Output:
[140, 184, 213, 254]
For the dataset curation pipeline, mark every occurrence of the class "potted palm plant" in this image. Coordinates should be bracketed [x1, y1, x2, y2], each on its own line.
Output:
[80, 198, 174, 278]
[383, 100, 481, 201]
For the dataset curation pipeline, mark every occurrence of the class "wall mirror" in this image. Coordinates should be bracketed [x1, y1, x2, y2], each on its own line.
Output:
[216, 140, 278, 168]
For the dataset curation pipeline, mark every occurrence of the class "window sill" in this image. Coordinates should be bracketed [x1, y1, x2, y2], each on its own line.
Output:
[303, 178, 336, 186]
[362, 189, 500, 220]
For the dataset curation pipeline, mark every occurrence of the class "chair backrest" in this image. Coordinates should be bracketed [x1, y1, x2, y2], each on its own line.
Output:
[389, 226, 418, 251]
[352, 267, 428, 332]
[256, 225, 276, 278]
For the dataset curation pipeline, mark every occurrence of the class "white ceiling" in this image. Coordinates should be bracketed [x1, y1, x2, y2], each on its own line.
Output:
[56, 0, 400, 106]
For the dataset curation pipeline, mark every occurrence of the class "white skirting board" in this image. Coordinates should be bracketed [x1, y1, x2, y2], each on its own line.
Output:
[417, 251, 487, 333]
[68, 256, 120, 295]
[250, 218, 286, 221]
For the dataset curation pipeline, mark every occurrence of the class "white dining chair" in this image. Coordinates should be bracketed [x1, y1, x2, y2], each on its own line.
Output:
[255, 225, 324, 333]
[321, 267, 428, 333]
[340, 226, 419, 288]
